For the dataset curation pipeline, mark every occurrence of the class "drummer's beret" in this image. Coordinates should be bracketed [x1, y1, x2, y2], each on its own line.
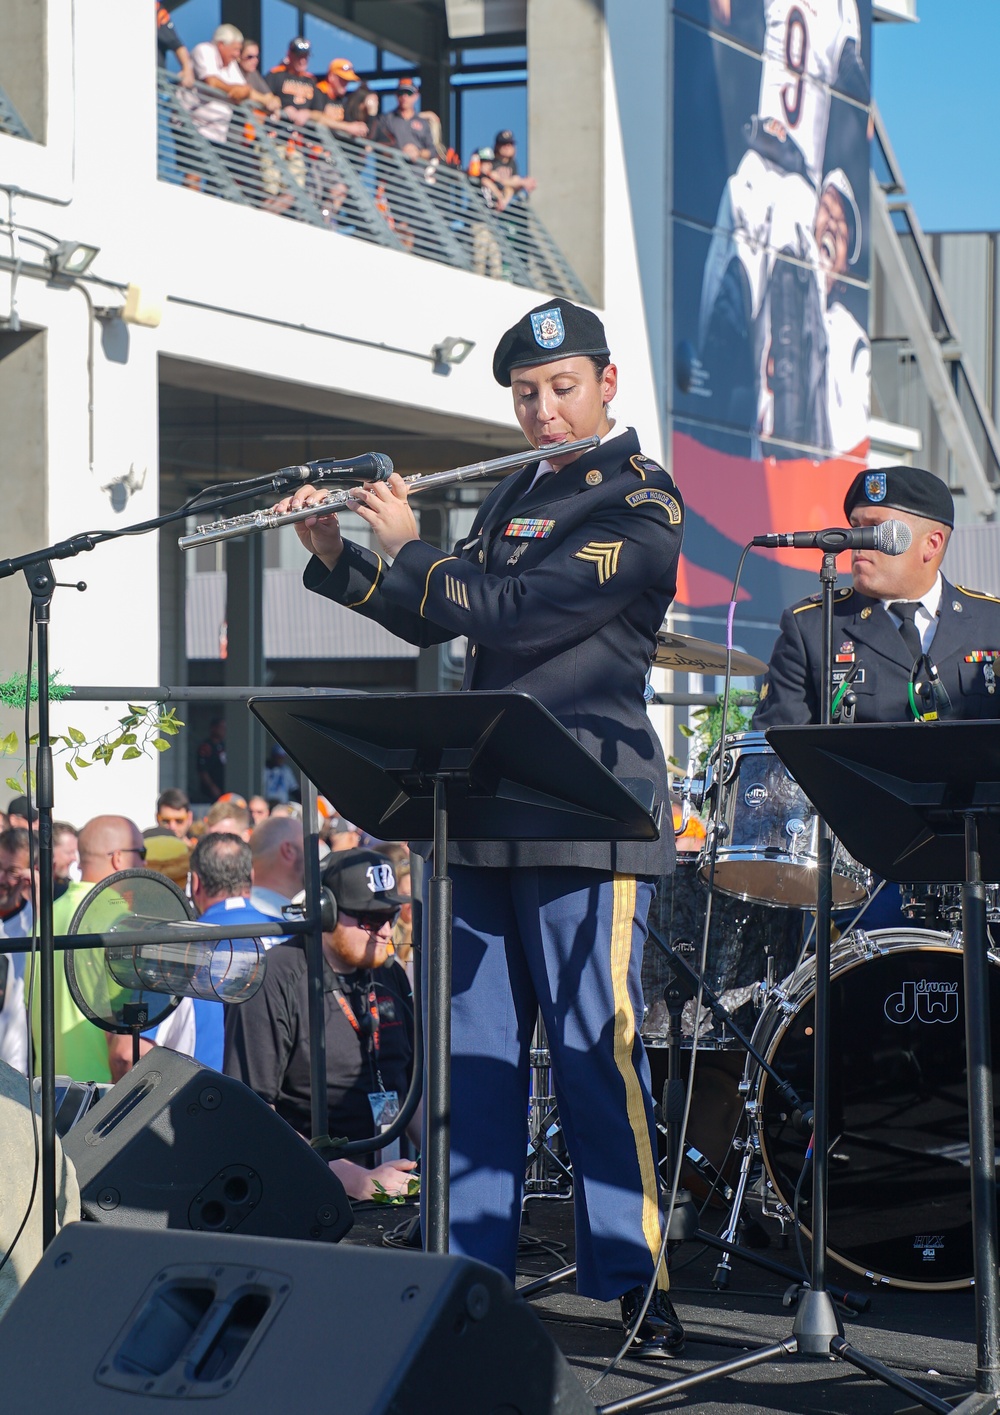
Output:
[844, 465, 954, 528]
[492, 299, 611, 387]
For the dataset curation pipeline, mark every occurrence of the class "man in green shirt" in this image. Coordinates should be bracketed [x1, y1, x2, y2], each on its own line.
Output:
[30, 815, 149, 1082]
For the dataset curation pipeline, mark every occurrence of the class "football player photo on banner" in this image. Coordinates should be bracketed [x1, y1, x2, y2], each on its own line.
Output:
[668, 0, 873, 655]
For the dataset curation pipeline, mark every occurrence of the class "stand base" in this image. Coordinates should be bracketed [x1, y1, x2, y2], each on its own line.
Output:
[666, 1190, 699, 1243]
[950, 1391, 1000, 1414]
[792, 1288, 843, 1356]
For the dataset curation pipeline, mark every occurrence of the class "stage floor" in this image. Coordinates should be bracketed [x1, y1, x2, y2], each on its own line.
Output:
[344, 1196, 977, 1414]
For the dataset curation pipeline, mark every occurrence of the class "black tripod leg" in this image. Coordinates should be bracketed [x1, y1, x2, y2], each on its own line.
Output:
[954, 814, 1000, 1409]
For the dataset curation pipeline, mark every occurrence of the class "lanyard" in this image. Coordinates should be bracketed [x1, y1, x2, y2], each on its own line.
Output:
[334, 977, 385, 1089]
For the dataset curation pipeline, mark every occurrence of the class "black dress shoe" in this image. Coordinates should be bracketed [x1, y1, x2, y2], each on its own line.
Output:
[620, 1284, 685, 1358]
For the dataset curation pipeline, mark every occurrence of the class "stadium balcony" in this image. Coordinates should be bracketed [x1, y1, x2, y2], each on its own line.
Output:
[157, 73, 589, 303]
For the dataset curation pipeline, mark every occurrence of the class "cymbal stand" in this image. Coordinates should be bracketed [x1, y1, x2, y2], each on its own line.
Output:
[525, 1011, 572, 1201]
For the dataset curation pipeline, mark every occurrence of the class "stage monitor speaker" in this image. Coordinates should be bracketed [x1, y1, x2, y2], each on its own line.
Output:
[62, 1049, 352, 1244]
[0, 1225, 595, 1415]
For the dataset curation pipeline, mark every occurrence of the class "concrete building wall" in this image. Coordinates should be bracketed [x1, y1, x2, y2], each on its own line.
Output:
[0, 0, 664, 823]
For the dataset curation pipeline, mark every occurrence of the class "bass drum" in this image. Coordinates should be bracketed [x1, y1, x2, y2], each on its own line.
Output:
[753, 928, 1000, 1290]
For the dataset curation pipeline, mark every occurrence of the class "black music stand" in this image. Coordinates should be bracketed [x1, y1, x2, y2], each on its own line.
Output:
[250, 690, 660, 1255]
[769, 720, 1000, 1411]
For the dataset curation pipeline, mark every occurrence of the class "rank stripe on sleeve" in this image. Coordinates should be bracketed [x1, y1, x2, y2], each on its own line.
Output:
[573, 540, 623, 585]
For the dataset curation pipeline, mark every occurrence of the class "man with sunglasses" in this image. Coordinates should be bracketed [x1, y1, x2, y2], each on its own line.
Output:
[224, 848, 418, 1200]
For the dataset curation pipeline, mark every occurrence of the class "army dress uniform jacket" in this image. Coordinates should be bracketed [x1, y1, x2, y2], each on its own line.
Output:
[753, 576, 1000, 728]
[304, 427, 684, 874]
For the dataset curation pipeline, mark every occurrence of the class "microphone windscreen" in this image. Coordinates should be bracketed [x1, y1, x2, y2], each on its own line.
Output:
[876, 519, 913, 555]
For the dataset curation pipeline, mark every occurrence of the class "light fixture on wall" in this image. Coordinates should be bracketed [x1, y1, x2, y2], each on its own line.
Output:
[46, 240, 101, 278]
[431, 336, 476, 375]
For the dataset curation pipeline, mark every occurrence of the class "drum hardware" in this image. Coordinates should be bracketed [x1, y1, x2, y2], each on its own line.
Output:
[524, 1012, 572, 1202]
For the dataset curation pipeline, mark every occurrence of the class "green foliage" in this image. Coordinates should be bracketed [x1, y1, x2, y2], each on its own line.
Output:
[0, 671, 72, 709]
[370, 1176, 421, 1205]
[676, 693, 758, 770]
[0, 703, 185, 789]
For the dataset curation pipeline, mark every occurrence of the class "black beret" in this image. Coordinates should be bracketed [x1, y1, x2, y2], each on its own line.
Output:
[844, 465, 954, 528]
[492, 299, 611, 387]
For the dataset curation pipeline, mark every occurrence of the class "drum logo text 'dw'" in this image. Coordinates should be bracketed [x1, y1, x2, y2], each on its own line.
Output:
[884, 979, 959, 1025]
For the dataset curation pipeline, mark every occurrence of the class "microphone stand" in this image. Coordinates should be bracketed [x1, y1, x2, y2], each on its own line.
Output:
[790, 547, 840, 1349]
[0, 472, 332, 1248]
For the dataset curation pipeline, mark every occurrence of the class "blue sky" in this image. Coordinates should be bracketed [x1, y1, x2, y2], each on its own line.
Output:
[875, 0, 1000, 233]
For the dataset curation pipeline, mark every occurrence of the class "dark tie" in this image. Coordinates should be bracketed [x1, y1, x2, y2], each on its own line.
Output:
[889, 601, 922, 661]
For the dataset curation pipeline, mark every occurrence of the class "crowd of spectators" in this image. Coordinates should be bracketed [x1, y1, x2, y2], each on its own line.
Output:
[157, 11, 537, 237]
[0, 779, 417, 1204]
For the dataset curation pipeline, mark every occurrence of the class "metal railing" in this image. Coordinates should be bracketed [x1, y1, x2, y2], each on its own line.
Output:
[156, 73, 589, 301]
[0, 80, 32, 141]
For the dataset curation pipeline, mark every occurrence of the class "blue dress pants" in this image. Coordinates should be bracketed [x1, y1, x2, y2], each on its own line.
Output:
[423, 864, 667, 1301]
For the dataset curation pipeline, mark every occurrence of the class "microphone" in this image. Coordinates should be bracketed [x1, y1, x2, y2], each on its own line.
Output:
[275, 452, 394, 484]
[752, 520, 913, 555]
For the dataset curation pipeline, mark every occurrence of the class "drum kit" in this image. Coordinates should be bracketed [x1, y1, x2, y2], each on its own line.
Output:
[525, 631, 1000, 1295]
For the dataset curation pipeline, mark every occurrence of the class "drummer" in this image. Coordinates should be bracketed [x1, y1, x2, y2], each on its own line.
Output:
[754, 464, 1000, 922]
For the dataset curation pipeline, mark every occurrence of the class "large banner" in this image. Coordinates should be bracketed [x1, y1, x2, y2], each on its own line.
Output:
[670, 0, 873, 657]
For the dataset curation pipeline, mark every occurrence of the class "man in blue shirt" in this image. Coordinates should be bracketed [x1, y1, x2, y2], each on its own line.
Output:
[188, 833, 272, 1070]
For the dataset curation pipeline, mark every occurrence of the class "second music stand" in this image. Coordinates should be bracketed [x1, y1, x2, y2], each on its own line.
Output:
[769, 719, 1000, 1411]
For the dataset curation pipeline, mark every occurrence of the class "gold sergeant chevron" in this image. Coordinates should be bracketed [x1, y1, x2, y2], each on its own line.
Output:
[573, 539, 623, 585]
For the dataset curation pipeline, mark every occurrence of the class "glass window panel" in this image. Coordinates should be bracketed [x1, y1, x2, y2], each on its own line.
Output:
[455, 83, 527, 167]
[379, 49, 413, 72]
[458, 47, 527, 65]
[170, 0, 223, 50]
[302, 14, 377, 75]
[262, 0, 299, 70]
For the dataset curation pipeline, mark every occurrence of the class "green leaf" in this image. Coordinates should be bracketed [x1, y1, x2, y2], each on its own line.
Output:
[5, 777, 20, 793]
[121, 746, 142, 760]
[122, 733, 137, 745]
[65, 761, 77, 781]
[127, 704, 146, 717]
[75, 755, 92, 769]
[0, 733, 18, 755]
[151, 738, 170, 752]
[157, 720, 180, 736]
[678, 724, 694, 738]
[68, 726, 86, 745]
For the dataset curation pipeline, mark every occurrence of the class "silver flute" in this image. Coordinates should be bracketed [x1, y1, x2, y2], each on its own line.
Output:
[177, 436, 601, 550]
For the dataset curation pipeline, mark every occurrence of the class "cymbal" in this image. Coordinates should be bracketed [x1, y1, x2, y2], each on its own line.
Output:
[653, 630, 767, 677]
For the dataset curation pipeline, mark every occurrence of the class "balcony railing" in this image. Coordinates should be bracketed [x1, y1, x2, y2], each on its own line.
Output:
[0, 80, 31, 140]
[157, 73, 589, 301]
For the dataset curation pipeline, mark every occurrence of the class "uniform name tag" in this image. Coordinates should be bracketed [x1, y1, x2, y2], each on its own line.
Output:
[505, 517, 555, 539]
[832, 668, 865, 684]
[624, 488, 682, 524]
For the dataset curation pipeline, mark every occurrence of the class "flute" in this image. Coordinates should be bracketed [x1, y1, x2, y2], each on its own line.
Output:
[177, 436, 601, 550]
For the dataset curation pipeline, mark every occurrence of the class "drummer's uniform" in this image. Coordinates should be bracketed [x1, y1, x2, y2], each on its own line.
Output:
[304, 426, 684, 1298]
[753, 577, 1000, 729]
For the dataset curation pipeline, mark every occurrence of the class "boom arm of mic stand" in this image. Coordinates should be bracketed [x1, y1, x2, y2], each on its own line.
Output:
[647, 924, 811, 1128]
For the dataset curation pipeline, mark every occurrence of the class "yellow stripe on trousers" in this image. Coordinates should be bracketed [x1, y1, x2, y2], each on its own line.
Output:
[611, 873, 668, 1290]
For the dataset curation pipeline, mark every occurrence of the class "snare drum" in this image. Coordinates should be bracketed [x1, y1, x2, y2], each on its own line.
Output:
[750, 928, 1000, 1290]
[701, 731, 870, 908]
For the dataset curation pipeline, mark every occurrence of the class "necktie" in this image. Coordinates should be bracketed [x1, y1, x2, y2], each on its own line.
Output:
[889, 600, 922, 661]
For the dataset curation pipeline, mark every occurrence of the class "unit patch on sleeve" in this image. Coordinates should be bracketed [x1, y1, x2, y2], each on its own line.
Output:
[444, 573, 470, 610]
[504, 517, 555, 539]
[624, 488, 682, 523]
[573, 540, 623, 585]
